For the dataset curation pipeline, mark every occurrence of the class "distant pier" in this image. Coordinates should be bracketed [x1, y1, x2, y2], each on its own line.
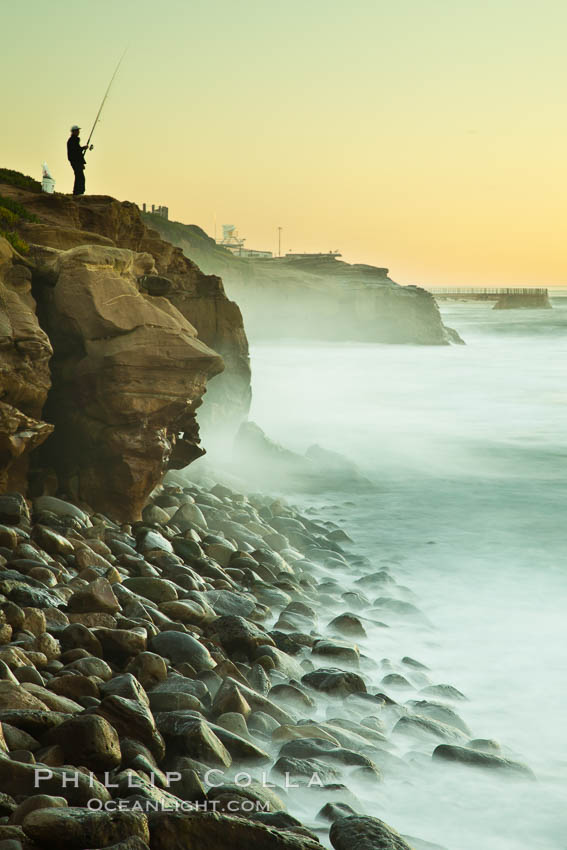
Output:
[430, 288, 552, 310]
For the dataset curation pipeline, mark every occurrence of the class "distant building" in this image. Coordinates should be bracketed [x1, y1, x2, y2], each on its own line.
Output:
[140, 203, 169, 220]
[217, 224, 272, 258]
[285, 251, 342, 260]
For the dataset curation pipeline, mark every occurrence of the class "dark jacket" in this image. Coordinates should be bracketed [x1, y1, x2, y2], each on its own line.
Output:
[67, 135, 85, 169]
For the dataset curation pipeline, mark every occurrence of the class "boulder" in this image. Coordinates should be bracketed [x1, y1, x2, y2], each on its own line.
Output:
[330, 815, 414, 850]
[301, 668, 366, 698]
[45, 714, 121, 771]
[209, 615, 274, 659]
[147, 810, 322, 850]
[68, 577, 120, 615]
[22, 807, 149, 850]
[432, 745, 535, 778]
[156, 713, 231, 767]
[149, 631, 215, 671]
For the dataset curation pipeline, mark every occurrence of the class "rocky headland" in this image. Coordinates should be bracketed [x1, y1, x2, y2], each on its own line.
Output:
[141, 216, 463, 345]
[0, 177, 250, 518]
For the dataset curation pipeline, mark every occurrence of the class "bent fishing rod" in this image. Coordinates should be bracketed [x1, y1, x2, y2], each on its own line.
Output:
[84, 47, 128, 155]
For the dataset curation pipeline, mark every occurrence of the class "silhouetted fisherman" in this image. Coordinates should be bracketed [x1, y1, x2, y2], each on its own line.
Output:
[67, 125, 87, 195]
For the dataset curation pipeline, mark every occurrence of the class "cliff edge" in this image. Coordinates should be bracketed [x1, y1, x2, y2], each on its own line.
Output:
[0, 178, 251, 519]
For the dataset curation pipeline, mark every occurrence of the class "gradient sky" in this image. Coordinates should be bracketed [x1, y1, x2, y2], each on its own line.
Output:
[3, 0, 566, 286]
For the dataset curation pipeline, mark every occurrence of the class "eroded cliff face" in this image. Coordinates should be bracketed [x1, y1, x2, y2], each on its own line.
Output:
[0, 237, 53, 491]
[0, 182, 251, 519]
[2, 187, 251, 428]
[32, 244, 222, 520]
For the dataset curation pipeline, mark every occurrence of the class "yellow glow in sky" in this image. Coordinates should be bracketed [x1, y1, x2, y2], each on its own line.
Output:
[3, 0, 566, 287]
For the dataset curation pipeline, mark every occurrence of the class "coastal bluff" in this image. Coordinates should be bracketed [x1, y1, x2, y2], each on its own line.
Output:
[142, 215, 463, 345]
[0, 178, 251, 519]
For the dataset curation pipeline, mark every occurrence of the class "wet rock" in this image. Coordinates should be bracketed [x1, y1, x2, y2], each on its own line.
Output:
[126, 652, 168, 689]
[22, 807, 149, 850]
[211, 679, 252, 718]
[0, 682, 48, 711]
[204, 719, 271, 763]
[148, 691, 202, 713]
[270, 684, 315, 710]
[209, 615, 275, 659]
[148, 673, 210, 703]
[469, 738, 501, 753]
[393, 715, 467, 744]
[273, 756, 341, 784]
[256, 646, 305, 679]
[216, 712, 251, 740]
[94, 627, 147, 660]
[381, 674, 412, 689]
[273, 725, 341, 747]
[312, 640, 359, 666]
[9, 794, 67, 825]
[169, 502, 208, 532]
[30, 526, 74, 557]
[123, 577, 178, 603]
[44, 714, 121, 771]
[159, 599, 214, 627]
[202, 589, 256, 618]
[278, 738, 377, 769]
[249, 811, 304, 829]
[156, 713, 231, 767]
[18, 685, 81, 714]
[94, 695, 165, 760]
[0, 756, 110, 804]
[47, 674, 99, 702]
[248, 711, 281, 738]
[149, 631, 215, 671]
[406, 700, 471, 735]
[402, 656, 429, 670]
[330, 815, 413, 850]
[64, 656, 113, 680]
[327, 614, 367, 639]
[420, 684, 466, 701]
[0, 577, 63, 610]
[0, 527, 18, 550]
[147, 810, 322, 850]
[432, 745, 534, 778]
[301, 668, 366, 698]
[0, 710, 69, 737]
[68, 577, 120, 615]
[317, 802, 358, 822]
[0, 495, 29, 526]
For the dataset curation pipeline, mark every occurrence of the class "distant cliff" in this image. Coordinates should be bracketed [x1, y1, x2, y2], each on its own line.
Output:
[0, 178, 251, 519]
[143, 214, 462, 345]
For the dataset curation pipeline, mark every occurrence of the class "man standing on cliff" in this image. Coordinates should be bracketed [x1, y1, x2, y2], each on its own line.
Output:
[67, 125, 87, 196]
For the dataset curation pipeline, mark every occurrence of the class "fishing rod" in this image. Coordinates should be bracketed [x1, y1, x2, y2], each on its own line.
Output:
[84, 47, 128, 154]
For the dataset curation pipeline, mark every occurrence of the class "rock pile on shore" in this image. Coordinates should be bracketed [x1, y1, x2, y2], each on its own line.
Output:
[0, 479, 533, 850]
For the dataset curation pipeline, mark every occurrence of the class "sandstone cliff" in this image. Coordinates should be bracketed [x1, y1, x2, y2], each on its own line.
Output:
[0, 180, 251, 519]
[143, 215, 462, 345]
[0, 238, 53, 492]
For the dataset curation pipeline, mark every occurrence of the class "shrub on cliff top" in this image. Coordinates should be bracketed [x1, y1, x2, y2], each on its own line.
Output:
[0, 230, 30, 255]
[0, 168, 41, 192]
[0, 208, 18, 228]
[0, 195, 39, 223]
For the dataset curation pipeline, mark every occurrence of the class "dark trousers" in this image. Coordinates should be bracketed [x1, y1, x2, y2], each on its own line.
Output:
[72, 166, 85, 196]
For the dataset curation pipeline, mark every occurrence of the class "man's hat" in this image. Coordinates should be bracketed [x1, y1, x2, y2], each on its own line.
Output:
[70, 125, 80, 131]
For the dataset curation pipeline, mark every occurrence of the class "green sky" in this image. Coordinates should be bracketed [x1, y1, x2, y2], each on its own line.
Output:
[3, 0, 566, 286]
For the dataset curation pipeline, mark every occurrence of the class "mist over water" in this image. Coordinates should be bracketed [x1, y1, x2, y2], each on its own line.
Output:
[247, 299, 567, 849]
